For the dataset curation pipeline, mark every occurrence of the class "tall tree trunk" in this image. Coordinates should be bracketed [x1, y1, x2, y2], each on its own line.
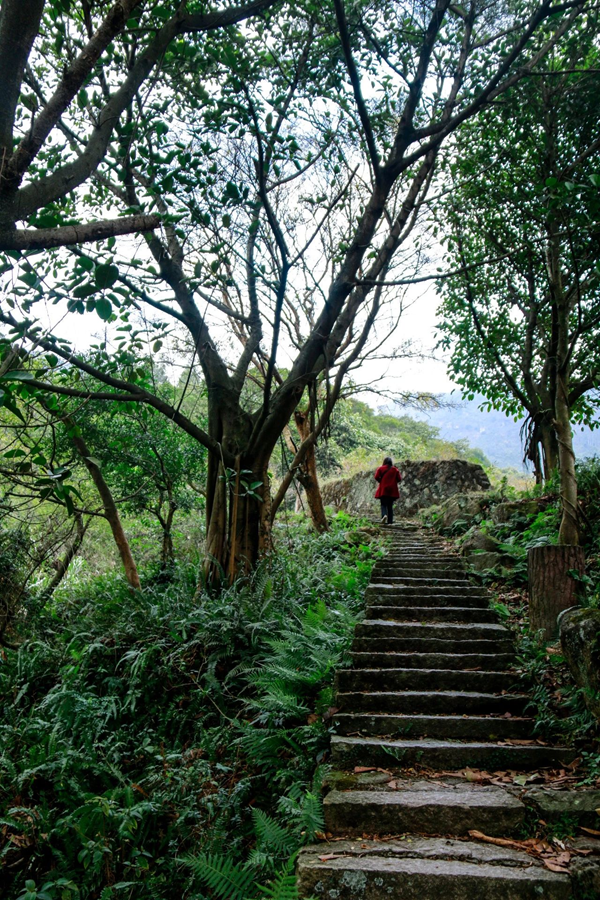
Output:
[203, 395, 272, 582]
[38, 513, 88, 603]
[68, 427, 141, 588]
[547, 225, 579, 545]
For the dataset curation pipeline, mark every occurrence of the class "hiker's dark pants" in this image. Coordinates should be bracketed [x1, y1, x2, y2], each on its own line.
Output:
[380, 497, 395, 524]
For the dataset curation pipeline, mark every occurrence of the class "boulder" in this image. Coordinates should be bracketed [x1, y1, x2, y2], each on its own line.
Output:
[436, 491, 491, 531]
[559, 607, 600, 721]
[461, 527, 502, 554]
[466, 551, 505, 573]
[491, 499, 547, 524]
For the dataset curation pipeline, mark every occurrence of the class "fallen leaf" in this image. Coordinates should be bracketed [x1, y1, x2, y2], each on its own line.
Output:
[543, 861, 569, 874]
[354, 767, 377, 773]
[318, 854, 347, 861]
[580, 827, 600, 838]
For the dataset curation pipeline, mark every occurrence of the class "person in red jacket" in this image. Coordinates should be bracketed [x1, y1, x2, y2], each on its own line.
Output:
[374, 456, 402, 525]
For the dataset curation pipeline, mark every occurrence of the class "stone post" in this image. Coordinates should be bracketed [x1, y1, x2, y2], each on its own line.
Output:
[527, 545, 585, 640]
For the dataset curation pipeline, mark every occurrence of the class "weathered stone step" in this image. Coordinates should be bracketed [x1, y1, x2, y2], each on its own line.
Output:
[350, 652, 515, 670]
[335, 667, 519, 694]
[366, 593, 489, 609]
[356, 620, 511, 641]
[332, 712, 534, 740]
[373, 567, 468, 579]
[330, 735, 576, 771]
[366, 606, 498, 623]
[352, 636, 513, 654]
[382, 560, 464, 568]
[323, 783, 526, 836]
[297, 838, 571, 899]
[336, 690, 530, 716]
[367, 581, 486, 594]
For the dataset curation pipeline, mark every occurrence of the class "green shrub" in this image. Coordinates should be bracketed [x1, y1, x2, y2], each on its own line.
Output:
[0, 516, 379, 899]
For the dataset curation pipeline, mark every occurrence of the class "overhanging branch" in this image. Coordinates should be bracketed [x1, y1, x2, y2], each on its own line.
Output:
[0, 215, 160, 251]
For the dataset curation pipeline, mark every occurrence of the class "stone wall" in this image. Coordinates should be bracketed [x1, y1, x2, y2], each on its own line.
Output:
[321, 460, 491, 518]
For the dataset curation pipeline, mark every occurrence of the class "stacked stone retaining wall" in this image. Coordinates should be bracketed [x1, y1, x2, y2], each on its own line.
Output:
[321, 459, 491, 517]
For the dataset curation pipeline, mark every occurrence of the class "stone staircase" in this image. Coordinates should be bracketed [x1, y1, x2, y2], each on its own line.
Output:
[297, 523, 581, 899]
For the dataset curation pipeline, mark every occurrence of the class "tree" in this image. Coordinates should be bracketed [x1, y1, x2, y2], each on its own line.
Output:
[0, 0, 278, 250]
[1, 0, 591, 577]
[436, 24, 600, 543]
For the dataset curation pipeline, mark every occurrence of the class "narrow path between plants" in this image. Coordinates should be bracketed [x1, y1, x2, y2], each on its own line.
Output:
[297, 523, 600, 899]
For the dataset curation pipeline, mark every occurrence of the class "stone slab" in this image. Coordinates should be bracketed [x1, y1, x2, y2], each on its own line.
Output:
[335, 690, 530, 716]
[330, 735, 577, 771]
[297, 838, 571, 900]
[332, 712, 534, 740]
[323, 784, 525, 836]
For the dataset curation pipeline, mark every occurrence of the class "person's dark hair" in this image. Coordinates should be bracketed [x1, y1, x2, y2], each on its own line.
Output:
[383, 456, 393, 466]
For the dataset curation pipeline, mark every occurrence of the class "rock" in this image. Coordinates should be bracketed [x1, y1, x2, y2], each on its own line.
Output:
[461, 527, 502, 554]
[344, 530, 374, 545]
[524, 787, 600, 827]
[570, 856, 600, 899]
[559, 608, 600, 720]
[491, 499, 547, 524]
[466, 551, 504, 573]
[436, 491, 491, 531]
[321, 461, 491, 519]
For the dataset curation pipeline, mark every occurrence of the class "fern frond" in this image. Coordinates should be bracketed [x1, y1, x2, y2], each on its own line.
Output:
[252, 809, 296, 857]
[254, 854, 299, 900]
[184, 852, 255, 900]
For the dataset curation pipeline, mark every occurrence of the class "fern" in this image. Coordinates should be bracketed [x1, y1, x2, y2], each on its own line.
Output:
[184, 853, 256, 900]
[254, 855, 299, 900]
[252, 809, 296, 857]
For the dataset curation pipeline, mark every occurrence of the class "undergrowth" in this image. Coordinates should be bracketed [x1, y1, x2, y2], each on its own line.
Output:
[0, 514, 381, 899]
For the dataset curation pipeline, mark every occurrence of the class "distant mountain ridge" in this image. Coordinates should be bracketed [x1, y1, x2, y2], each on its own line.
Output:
[402, 394, 600, 470]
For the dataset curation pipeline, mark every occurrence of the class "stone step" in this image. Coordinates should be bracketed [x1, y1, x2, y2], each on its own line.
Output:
[352, 636, 513, 654]
[323, 783, 526, 836]
[330, 735, 576, 771]
[366, 593, 489, 609]
[335, 667, 520, 694]
[367, 582, 486, 595]
[332, 712, 534, 740]
[366, 606, 498, 623]
[336, 690, 530, 716]
[356, 620, 511, 641]
[373, 567, 468, 579]
[350, 652, 515, 670]
[297, 838, 572, 900]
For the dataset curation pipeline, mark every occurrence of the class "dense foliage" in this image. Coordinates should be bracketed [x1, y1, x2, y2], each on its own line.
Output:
[0, 515, 379, 899]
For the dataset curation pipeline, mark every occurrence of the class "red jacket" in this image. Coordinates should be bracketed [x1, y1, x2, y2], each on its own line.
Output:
[374, 465, 402, 499]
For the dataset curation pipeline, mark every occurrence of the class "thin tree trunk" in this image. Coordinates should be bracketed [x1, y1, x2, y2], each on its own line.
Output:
[38, 512, 88, 602]
[288, 412, 329, 533]
[555, 373, 579, 545]
[540, 422, 559, 481]
[68, 427, 141, 589]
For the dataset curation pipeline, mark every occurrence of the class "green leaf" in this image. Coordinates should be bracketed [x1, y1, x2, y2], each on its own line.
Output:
[1, 370, 34, 381]
[96, 298, 113, 321]
[94, 263, 119, 290]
